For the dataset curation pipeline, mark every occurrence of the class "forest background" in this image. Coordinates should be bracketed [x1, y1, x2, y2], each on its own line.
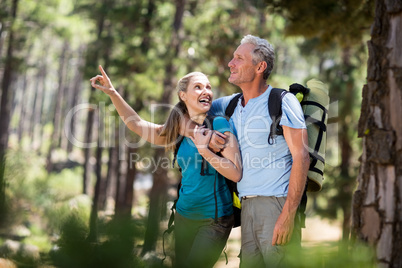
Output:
[1, 0, 399, 267]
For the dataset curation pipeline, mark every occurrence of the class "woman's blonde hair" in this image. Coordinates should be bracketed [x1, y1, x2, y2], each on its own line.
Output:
[160, 72, 207, 151]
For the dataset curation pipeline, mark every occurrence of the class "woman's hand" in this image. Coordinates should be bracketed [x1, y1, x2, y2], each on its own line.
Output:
[90, 65, 116, 96]
[189, 125, 212, 153]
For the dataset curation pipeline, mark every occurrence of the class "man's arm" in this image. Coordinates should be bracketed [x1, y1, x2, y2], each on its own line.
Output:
[271, 126, 309, 246]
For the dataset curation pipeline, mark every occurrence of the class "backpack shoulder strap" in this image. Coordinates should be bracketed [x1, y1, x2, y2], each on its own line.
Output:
[172, 135, 184, 169]
[268, 88, 289, 144]
[224, 93, 243, 118]
[200, 115, 216, 176]
[203, 114, 216, 130]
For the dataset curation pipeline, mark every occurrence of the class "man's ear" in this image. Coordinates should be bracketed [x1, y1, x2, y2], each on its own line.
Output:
[257, 61, 267, 74]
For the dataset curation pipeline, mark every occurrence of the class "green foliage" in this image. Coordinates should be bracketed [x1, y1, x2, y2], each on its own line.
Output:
[4, 149, 46, 225]
[4, 148, 89, 244]
[45, 194, 91, 233]
[2, 0, 378, 265]
[284, 241, 376, 268]
[266, 0, 375, 49]
[2, 147, 147, 266]
[24, 223, 52, 252]
[50, 215, 145, 268]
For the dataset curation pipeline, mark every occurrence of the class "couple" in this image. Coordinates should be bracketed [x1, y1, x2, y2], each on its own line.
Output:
[90, 35, 309, 268]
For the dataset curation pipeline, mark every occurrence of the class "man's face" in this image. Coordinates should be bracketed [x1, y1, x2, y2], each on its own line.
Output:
[228, 43, 258, 86]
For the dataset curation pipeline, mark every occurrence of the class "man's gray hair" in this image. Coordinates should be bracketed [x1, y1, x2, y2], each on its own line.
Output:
[240, 35, 275, 80]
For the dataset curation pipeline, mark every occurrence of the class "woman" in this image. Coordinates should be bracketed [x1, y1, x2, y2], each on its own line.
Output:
[90, 66, 242, 267]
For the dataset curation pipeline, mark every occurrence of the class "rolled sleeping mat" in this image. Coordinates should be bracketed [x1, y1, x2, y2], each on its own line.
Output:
[302, 79, 329, 192]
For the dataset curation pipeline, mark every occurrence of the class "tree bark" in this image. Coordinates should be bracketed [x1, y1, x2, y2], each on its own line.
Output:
[353, 1, 402, 267]
[16, 65, 29, 142]
[141, 148, 170, 255]
[12, 42, 33, 143]
[37, 53, 49, 154]
[66, 45, 85, 154]
[0, 0, 19, 228]
[114, 85, 141, 218]
[338, 47, 355, 241]
[82, 6, 107, 194]
[29, 52, 46, 147]
[88, 111, 104, 242]
[140, 0, 155, 54]
[87, 18, 113, 239]
[104, 87, 123, 211]
[0, 0, 7, 67]
[46, 41, 69, 172]
[103, 145, 118, 210]
[115, 146, 137, 218]
[59, 50, 74, 151]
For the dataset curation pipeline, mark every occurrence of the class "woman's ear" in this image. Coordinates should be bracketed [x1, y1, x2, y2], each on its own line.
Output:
[179, 91, 187, 102]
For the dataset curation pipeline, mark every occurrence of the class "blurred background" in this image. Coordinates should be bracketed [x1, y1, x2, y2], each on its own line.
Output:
[0, 0, 378, 267]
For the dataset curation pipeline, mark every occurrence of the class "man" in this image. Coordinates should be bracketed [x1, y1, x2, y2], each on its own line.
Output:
[208, 35, 310, 267]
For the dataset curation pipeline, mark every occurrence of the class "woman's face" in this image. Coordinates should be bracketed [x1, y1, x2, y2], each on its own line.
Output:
[180, 74, 213, 116]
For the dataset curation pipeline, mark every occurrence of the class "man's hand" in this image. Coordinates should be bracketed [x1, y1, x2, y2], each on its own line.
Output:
[272, 126, 309, 246]
[271, 209, 296, 246]
[208, 131, 227, 153]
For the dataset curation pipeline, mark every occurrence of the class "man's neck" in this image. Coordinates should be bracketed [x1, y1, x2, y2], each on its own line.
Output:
[240, 80, 269, 106]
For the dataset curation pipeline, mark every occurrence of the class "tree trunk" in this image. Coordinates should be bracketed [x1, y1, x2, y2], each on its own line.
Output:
[66, 45, 85, 154]
[353, 1, 402, 267]
[29, 55, 46, 147]
[103, 145, 118, 210]
[102, 84, 124, 210]
[0, 28, 4, 70]
[0, 0, 18, 228]
[140, 0, 155, 54]
[60, 50, 74, 151]
[103, 94, 123, 210]
[142, 0, 186, 255]
[12, 42, 33, 143]
[114, 85, 139, 218]
[115, 146, 137, 218]
[93, 23, 113, 210]
[88, 111, 104, 242]
[46, 41, 69, 172]
[86, 32, 115, 239]
[83, 110, 95, 195]
[338, 47, 355, 241]
[0, 0, 6, 67]
[22, 43, 40, 144]
[141, 148, 170, 255]
[16, 66, 29, 142]
[114, 157, 124, 215]
[82, 9, 107, 194]
[37, 55, 49, 154]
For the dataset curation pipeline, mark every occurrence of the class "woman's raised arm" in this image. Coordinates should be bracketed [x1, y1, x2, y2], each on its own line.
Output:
[90, 65, 166, 146]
